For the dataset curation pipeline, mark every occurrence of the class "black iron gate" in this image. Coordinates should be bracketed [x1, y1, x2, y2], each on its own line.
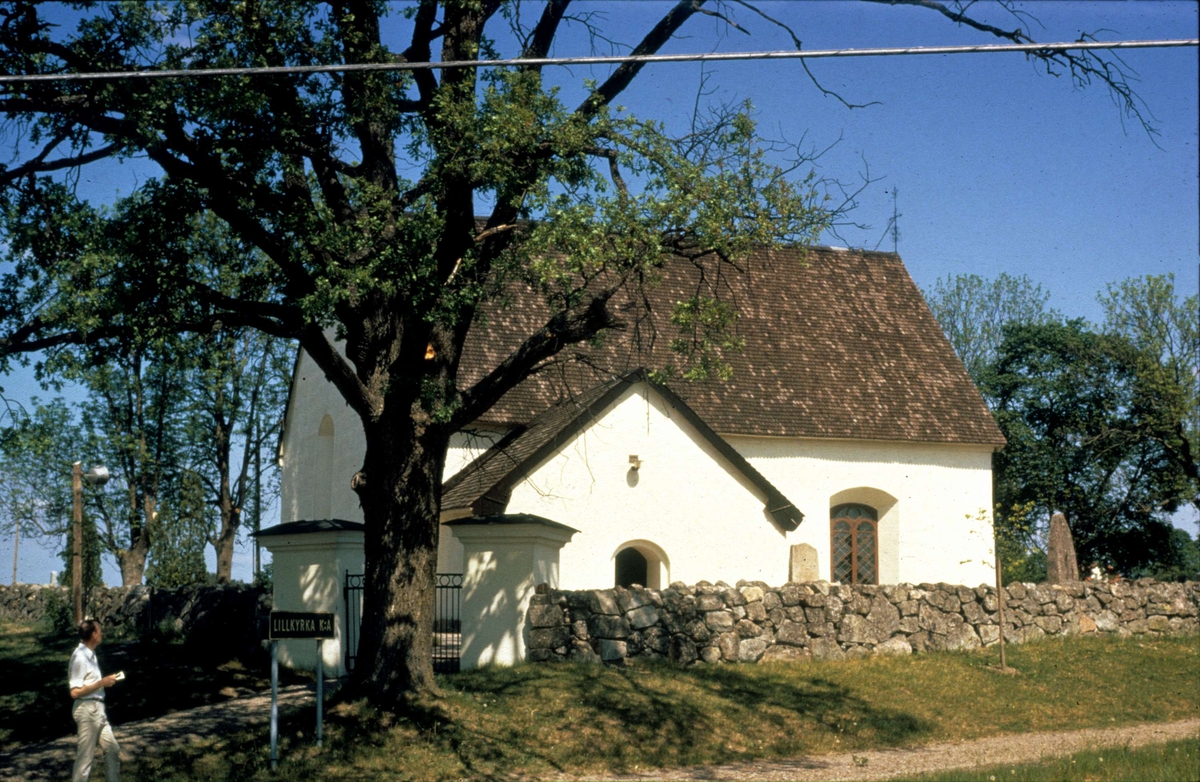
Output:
[344, 572, 462, 674]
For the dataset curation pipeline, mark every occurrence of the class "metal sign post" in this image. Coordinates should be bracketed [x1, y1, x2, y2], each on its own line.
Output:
[269, 640, 279, 771]
[267, 611, 335, 768]
[315, 639, 324, 748]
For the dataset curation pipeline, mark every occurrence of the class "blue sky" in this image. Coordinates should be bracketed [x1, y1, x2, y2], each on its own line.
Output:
[2, 1, 1197, 584]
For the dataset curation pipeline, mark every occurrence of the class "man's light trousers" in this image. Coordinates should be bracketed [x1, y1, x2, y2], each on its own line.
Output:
[72, 700, 120, 782]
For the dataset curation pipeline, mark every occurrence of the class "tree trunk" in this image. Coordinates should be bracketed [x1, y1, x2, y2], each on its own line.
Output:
[213, 401, 236, 584]
[118, 498, 154, 586]
[118, 527, 151, 585]
[349, 408, 449, 706]
[214, 506, 240, 584]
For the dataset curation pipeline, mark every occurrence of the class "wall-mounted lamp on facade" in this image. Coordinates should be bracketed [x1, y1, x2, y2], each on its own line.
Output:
[628, 455, 642, 472]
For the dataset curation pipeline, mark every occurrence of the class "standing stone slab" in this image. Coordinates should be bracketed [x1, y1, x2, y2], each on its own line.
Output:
[1047, 512, 1080, 584]
[789, 544, 820, 582]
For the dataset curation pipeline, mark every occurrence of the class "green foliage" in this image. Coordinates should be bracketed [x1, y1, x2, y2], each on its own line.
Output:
[923, 273, 1060, 389]
[984, 320, 1194, 575]
[1143, 528, 1200, 582]
[1098, 274, 1199, 513]
[657, 297, 746, 382]
[40, 589, 73, 635]
[995, 502, 1048, 584]
[927, 273, 1198, 581]
[146, 471, 211, 589]
[0, 399, 80, 543]
[252, 560, 273, 591]
[58, 513, 104, 610]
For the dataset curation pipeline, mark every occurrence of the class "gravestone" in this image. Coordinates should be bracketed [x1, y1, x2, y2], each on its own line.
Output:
[789, 543, 819, 582]
[1046, 512, 1079, 584]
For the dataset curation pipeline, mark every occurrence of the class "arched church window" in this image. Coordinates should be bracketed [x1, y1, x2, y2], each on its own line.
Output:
[312, 413, 335, 519]
[831, 503, 878, 585]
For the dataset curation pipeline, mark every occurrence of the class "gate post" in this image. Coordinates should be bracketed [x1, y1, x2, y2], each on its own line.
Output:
[447, 514, 578, 669]
[253, 519, 365, 677]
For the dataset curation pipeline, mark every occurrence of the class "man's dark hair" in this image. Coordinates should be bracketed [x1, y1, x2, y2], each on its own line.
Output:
[78, 619, 100, 642]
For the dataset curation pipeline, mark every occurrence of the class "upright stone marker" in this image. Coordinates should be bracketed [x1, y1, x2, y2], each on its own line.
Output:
[1046, 512, 1079, 584]
[789, 543, 819, 582]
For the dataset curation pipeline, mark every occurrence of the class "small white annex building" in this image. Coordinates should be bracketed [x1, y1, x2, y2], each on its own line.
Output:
[262, 246, 1006, 672]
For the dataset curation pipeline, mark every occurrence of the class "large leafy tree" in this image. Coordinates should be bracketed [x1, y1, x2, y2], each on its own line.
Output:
[135, 210, 295, 584]
[76, 349, 187, 585]
[923, 272, 1060, 391]
[182, 324, 291, 583]
[1098, 274, 1199, 516]
[0, 1, 1154, 706]
[0, 399, 108, 596]
[984, 320, 1195, 575]
[144, 469, 211, 589]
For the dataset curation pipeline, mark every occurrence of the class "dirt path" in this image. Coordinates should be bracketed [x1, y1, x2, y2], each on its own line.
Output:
[1, 693, 1195, 782]
[0, 685, 313, 782]
[580, 719, 1200, 782]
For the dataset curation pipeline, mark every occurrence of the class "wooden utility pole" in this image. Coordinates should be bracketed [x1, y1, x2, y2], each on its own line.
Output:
[72, 461, 83, 624]
[996, 550, 1008, 670]
[11, 521, 18, 585]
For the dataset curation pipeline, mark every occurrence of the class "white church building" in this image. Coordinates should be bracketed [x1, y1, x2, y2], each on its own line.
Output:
[264, 246, 1005, 671]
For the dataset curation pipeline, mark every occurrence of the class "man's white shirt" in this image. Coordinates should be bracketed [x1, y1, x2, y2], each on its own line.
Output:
[68, 643, 104, 702]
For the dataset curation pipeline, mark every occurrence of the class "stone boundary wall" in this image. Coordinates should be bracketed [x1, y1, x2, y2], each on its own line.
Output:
[526, 579, 1200, 665]
[0, 583, 270, 656]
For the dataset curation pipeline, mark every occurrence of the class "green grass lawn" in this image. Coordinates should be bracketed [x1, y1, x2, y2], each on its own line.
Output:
[896, 739, 1200, 782]
[0, 620, 307, 752]
[118, 633, 1198, 782]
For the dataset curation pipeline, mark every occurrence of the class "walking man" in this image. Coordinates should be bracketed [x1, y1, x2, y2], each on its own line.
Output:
[68, 619, 121, 782]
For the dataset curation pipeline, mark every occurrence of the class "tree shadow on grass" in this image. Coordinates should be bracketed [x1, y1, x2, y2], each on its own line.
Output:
[0, 627, 78, 750]
[120, 660, 929, 782]
[443, 660, 929, 776]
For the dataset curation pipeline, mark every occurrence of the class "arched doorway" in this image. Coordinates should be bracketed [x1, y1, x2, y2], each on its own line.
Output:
[831, 503, 878, 584]
[615, 547, 648, 588]
[612, 540, 669, 588]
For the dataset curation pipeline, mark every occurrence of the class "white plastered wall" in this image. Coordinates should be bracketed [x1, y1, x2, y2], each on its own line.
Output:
[280, 349, 997, 588]
[278, 347, 501, 572]
[260, 529, 364, 677]
[278, 349, 367, 525]
[503, 384, 796, 588]
[729, 436, 997, 587]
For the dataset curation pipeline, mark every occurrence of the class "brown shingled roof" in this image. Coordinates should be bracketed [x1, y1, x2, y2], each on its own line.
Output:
[456, 246, 1004, 447]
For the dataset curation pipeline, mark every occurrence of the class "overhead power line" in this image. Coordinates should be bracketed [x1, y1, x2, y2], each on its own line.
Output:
[0, 39, 1195, 84]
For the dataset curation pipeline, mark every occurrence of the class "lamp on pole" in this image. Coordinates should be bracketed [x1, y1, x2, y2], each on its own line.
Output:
[72, 462, 110, 624]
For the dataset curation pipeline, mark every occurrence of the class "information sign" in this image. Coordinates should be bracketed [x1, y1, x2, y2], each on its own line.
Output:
[269, 611, 335, 639]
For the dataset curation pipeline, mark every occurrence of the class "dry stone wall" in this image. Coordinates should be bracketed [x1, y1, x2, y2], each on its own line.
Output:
[0, 583, 270, 656]
[526, 579, 1200, 665]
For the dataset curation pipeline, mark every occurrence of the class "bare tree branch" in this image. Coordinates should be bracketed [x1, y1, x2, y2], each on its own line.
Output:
[452, 292, 625, 429]
[730, 0, 880, 110]
[297, 324, 377, 420]
[865, 0, 1158, 136]
[576, 0, 708, 119]
[585, 145, 628, 195]
[521, 0, 572, 70]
